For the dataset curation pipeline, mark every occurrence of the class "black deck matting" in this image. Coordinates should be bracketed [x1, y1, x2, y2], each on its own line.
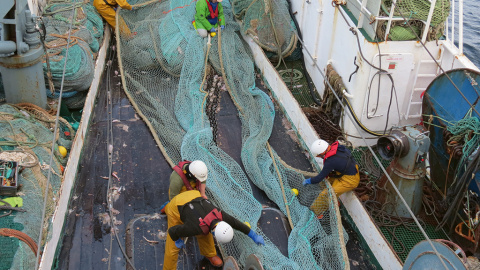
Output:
[56, 46, 373, 269]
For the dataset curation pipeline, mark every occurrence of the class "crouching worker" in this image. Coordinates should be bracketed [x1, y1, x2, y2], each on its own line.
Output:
[160, 160, 209, 214]
[170, 160, 209, 200]
[193, 0, 225, 37]
[163, 190, 265, 269]
[303, 139, 360, 218]
[93, 0, 134, 36]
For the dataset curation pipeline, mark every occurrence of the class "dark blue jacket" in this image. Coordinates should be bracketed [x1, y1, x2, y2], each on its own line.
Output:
[311, 145, 357, 184]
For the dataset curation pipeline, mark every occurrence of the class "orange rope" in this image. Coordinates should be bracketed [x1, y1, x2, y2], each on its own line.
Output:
[162, 0, 196, 14]
[0, 228, 39, 257]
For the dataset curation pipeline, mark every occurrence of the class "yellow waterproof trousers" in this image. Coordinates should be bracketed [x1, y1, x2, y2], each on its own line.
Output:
[310, 165, 360, 216]
[163, 190, 217, 270]
[93, 0, 131, 36]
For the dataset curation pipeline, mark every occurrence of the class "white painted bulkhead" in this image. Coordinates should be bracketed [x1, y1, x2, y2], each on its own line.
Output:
[290, 0, 478, 146]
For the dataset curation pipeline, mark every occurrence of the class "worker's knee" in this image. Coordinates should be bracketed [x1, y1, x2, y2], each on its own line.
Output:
[197, 29, 208, 38]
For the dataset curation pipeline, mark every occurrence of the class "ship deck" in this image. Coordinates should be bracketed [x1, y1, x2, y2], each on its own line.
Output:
[55, 47, 376, 269]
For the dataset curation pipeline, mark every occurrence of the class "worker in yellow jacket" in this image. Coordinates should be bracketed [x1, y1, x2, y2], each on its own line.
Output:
[163, 190, 265, 269]
[93, 0, 134, 36]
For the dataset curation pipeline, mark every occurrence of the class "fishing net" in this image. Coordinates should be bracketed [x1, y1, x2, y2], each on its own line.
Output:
[376, 0, 450, 41]
[117, 0, 348, 268]
[232, 0, 298, 61]
[41, 0, 104, 108]
[0, 103, 73, 270]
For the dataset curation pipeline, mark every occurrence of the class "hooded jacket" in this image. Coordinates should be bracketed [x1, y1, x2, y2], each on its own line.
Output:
[194, 0, 225, 30]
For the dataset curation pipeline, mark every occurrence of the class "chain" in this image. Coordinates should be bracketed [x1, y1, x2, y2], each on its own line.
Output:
[204, 69, 223, 144]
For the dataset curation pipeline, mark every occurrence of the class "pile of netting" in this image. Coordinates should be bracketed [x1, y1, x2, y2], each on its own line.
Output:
[117, 0, 348, 268]
[438, 115, 480, 229]
[376, 0, 450, 41]
[40, 0, 104, 109]
[231, 0, 299, 62]
[0, 103, 73, 270]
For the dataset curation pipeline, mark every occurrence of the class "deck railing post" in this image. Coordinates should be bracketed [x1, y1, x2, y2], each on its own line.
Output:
[459, 0, 463, 54]
[384, 0, 397, 41]
[450, 0, 455, 48]
[421, 0, 437, 43]
[357, 0, 368, 28]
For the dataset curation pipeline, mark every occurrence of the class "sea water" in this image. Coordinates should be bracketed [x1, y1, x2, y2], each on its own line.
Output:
[457, 0, 480, 67]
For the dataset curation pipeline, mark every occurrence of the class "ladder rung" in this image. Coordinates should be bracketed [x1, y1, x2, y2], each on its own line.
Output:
[419, 59, 439, 64]
[417, 74, 437, 78]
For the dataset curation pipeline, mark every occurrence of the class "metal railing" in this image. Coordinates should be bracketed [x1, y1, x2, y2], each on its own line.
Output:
[352, 0, 464, 53]
[446, 0, 464, 54]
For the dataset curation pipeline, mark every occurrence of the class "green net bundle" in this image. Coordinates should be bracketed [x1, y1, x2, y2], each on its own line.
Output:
[378, 0, 450, 41]
[232, 0, 298, 61]
[0, 104, 73, 270]
[41, 0, 104, 107]
[117, 0, 349, 268]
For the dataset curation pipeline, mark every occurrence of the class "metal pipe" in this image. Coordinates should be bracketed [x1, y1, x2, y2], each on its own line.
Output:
[421, 0, 437, 43]
[413, 130, 430, 144]
[357, 0, 368, 28]
[451, 0, 455, 48]
[0, 41, 16, 55]
[343, 89, 354, 99]
[459, 0, 463, 54]
[384, 0, 397, 41]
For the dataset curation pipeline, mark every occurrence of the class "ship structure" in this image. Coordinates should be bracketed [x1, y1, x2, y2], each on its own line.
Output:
[0, 0, 479, 269]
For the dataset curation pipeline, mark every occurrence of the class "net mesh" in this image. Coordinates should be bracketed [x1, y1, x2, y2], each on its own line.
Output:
[41, 0, 104, 108]
[117, 0, 348, 268]
[377, 0, 450, 41]
[0, 104, 72, 270]
[232, 0, 298, 60]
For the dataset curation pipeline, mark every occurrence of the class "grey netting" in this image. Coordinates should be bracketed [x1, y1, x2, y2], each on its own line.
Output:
[117, 0, 349, 269]
[0, 104, 72, 270]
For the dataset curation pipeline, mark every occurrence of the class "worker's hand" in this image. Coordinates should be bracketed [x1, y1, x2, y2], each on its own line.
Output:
[220, 25, 225, 30]
[175, 239, 185, 249]
[210, 27, 216, 33]
[302, 178, 311, 186]
[202, 195, 208, 200]
[248, 230, 265, 246]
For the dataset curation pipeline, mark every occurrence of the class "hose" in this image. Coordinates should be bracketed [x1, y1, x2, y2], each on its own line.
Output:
[0, 228, 39, 258]
[343, 97, 385, 136]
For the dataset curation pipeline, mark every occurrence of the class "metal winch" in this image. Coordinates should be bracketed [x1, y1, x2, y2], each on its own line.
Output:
[377, 125, 430, 218]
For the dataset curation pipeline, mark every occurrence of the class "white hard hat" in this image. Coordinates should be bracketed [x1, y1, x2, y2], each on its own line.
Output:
[213, 221, 233, 244]
[189, 160, 208, 182]
[311, 139, 329, 157]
